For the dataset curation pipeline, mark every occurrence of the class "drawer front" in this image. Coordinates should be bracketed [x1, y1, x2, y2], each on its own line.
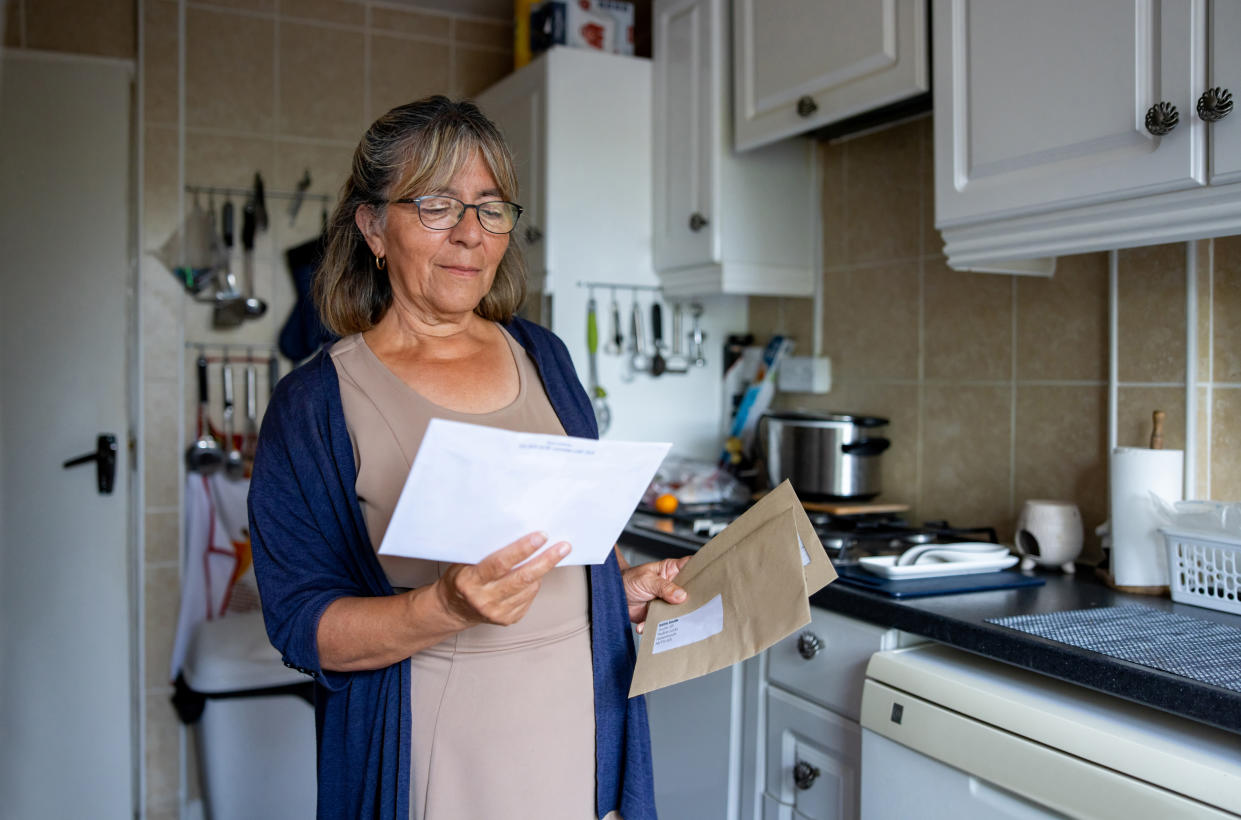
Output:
[767, 607, 900, 720]
[765, 686, 861, 820]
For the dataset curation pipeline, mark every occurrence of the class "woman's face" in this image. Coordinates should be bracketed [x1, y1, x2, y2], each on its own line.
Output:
[358, 150, 511, 324]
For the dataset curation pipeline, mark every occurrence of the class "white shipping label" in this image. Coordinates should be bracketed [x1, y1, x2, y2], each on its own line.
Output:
[797, 530, 811, 566]
[651, 594, 725, 655]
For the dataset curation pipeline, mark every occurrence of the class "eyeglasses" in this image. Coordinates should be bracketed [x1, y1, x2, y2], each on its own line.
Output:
[391, 195, 524, 235]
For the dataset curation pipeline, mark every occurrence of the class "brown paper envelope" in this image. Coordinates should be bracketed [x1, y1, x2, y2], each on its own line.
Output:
[629, 508, 812, 697]
[768, 479, 837, 595]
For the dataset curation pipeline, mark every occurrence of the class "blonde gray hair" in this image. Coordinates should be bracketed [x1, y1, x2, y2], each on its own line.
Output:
[315, 96, 526, 334]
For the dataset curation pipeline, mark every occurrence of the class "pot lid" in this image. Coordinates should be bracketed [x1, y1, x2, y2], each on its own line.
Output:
[763, 410, 889, 428]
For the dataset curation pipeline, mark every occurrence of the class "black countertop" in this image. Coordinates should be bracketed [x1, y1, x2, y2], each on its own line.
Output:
[620, 525, 1241, 736]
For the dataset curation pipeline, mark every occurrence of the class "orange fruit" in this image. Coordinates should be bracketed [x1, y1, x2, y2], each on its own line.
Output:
[654, 493, 679, 514]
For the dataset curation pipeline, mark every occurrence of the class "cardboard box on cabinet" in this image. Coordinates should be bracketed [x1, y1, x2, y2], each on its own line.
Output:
[530, 0, 635, 58]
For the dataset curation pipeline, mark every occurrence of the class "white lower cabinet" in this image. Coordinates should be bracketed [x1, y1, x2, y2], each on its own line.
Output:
[764, 687, 861, 820]
[741, 608, 920, 820]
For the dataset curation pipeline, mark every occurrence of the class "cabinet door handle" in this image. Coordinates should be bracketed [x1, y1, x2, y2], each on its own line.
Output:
[1144, 101, 1179, 135]
[1197, 87, 1234, 122]
[797, 631, 823, 660]
[688, 212, 709, 232]
[796, 95, 818, 117]
[793, 760, 820, 790]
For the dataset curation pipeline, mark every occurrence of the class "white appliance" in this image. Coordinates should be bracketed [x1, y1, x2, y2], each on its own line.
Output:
[860, 643, 1241, 819]
[475, 48, 747, 460]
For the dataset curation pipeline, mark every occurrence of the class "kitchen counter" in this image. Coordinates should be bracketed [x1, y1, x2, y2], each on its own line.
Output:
[620, 525, 1241, 736]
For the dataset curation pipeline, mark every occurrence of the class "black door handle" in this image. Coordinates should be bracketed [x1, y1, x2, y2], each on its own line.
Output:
[63, 434, 118, 495]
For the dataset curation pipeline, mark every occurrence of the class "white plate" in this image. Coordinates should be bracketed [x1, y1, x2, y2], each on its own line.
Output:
[857, 551, 1019, 580]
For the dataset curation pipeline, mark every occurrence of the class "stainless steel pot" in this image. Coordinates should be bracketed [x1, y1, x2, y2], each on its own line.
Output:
[759, 411, 890, 499]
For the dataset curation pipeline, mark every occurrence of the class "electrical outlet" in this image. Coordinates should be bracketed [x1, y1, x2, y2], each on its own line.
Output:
[777, 356, 831, 394]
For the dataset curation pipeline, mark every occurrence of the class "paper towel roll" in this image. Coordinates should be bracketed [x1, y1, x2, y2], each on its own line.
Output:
[1110, 446, 1184, 587]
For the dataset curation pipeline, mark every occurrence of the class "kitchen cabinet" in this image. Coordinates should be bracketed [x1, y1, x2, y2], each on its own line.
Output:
[732, 0, 929, 152]
[739, 607, 919, 820]
[619, 541, 745, 820]
[653, 0, 818, 297]
[475, 61, 547, 293]
[934, 0, 1241, 274]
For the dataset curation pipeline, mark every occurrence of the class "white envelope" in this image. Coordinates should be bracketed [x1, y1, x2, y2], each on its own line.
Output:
[377, 419, 671, 565]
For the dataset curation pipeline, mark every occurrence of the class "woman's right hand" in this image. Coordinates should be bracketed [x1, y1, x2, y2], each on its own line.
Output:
[435, 532, 571, 627]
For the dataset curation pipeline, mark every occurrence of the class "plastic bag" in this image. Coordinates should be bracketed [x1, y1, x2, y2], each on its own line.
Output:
[152, 197, 228, 292]
[643, 456, 751, 507]
[1148, 495, 1241, 537]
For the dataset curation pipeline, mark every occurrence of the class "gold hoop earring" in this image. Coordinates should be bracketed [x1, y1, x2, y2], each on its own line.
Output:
[375, 254, 386, 271]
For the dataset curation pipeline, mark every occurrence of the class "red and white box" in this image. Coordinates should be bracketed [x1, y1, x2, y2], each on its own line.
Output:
[530, 0, 635, 57]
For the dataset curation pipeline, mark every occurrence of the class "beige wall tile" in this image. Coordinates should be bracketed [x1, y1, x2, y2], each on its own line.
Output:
[1117, 386, 1185, 450]
[1196, 238, 1211, 383]
[453, 44, 514, 97]
[1212, 234, 1241, 383]
[745, 297, 814, 352]
[145, 685, 181, 809]
[144, 0, 179, 125]
[273, 137, 354, 226]
[455, 18, 511, 49]
[369, 35, 452, 121]
[144, 375, 181, 508]
[923, 257, 1012, 381]
[141, 256, 184, 382]
[1013, 385, 1108, 560]
[185, 7, 275, 133]
[917, 116, 940, 258]
[819, 141, 845, 269]
[1211, 388, 1241, 501]
[281, 0, 364, 26]
[26, 0, 135, 58]
[278, 21, 365, 140]
[1015, 251, 1108, 381]
[184, 131, 276, 190]
[143, 125, 180, 250]
[146, 509, 180, 564]
[1197, 386, 1210, 499]
[820, 262, 919, 381]
[145, 563, 180, 688]
[371, 5, 451, 40]
[921, 385, 1012, 535]
[1116, 242, 1187, 383]
[795, 382, 921, 516]
[841, 118, 921, 265]
[4, 1, 20, 47]
[198, 0, 275, 11]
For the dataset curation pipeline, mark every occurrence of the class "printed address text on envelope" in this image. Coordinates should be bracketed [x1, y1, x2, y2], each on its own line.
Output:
[377, 419, 671, 565]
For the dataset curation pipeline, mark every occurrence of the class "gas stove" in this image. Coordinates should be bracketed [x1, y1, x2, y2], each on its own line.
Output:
[626, 502, 998, 566]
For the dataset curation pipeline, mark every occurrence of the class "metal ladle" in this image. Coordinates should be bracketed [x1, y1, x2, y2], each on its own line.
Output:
[222, 359, 246, 478]
[185, 354, 223, 473]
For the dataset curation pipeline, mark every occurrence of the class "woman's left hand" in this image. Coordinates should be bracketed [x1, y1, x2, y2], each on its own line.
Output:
[620, 556, 690, 632]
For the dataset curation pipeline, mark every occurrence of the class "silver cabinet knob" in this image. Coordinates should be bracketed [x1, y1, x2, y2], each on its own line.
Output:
[1197, 87, 1234, 122]
[688, 212, 709, 232]
[523, 225, 543, 244]
[1145, 101, 1179, 135]
[796, 95, 818, 118]
[793, 760, 820, 790]
[796, 631, 823, 660]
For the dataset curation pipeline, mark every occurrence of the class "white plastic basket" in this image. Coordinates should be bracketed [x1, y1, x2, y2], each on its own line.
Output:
[1161, 528, 1241, 615]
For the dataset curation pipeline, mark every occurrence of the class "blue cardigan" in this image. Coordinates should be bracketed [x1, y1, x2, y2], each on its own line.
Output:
[248, 317, 657, 819]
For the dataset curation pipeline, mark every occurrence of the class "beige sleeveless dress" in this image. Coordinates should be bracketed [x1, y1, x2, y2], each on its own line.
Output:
[331, 329, 617, 820]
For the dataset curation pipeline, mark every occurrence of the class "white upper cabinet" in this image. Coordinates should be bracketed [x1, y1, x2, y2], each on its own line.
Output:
[934, 0, 1241, 274]
[476, 62, 548, 292]
[653, 0, 817, 297]
[733, 0, 929, 152]
[1208, 0, 1241, 186]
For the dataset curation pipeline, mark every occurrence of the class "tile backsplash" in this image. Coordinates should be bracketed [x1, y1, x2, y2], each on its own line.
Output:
[749, 116, 1241, 555]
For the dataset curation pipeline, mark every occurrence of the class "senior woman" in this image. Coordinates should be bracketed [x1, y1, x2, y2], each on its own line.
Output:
[248, 96, 686, 820]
